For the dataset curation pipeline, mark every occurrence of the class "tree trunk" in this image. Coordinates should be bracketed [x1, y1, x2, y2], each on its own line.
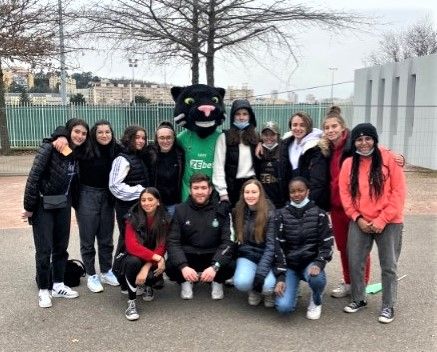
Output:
[191, 0, 200, 84]
[205, 54, 214, 86]
[191, 52, 200, 84]
[0, 60, 11, 155]
[205, 1, 215, 86]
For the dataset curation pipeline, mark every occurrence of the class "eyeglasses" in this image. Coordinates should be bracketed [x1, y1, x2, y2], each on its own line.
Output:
[157, 136, 174, 141]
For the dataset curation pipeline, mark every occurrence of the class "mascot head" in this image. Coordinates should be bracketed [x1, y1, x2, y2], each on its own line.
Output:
[171, 84, 226, 138]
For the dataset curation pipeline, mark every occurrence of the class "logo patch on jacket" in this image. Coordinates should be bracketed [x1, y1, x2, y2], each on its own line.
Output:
[212, 218, 219, 227]
[185, 220, 191, 226]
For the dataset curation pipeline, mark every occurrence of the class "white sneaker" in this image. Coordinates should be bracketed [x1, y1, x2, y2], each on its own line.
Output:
[306, 296, 322, 320]
[248, 291, 262, 306]
[211, 282, 224, 300]
[180, 281, 193, 300]
[125, 300, 139, 321]
[100, 270, 120, 286]
[38, 289, 52, 308]
[136, 284, 145, 296]
[142, 286, 155, 302]
[87, 274, 104, 293]
[263, 292, 275, 308]
[52, 283, 79, 299]
[331, 282, 351, 298]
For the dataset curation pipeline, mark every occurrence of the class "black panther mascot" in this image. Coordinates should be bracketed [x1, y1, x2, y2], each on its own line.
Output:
[171, 84, 226, 200]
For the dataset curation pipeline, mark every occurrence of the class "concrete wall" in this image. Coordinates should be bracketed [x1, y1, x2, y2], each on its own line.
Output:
[353, 53, 437, 170]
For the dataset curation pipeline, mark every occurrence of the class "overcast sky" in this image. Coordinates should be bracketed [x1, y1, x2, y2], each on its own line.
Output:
[70, 0, 437, 101]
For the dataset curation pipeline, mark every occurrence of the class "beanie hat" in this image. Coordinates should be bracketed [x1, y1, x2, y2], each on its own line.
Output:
[351, 123, 378, 144]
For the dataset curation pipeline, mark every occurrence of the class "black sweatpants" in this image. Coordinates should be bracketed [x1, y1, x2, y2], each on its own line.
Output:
[32, 200, 72, 289]
[166, 253, 235, 284]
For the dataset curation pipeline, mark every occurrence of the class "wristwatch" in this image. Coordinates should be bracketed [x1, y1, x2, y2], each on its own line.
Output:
[212, 262, 221, 272]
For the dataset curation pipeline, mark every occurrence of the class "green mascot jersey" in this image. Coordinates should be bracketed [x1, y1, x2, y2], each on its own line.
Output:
[177, 129, 221, 201]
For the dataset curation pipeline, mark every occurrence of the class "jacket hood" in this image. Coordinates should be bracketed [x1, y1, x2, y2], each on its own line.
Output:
[300, 128, 323, 153]
[230, 99, 256, 127]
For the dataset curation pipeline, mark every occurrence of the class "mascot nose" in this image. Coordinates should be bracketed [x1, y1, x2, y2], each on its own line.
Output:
[198, 105, 216, 117]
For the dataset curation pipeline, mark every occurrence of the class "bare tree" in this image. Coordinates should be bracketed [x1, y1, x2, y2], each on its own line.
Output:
[84, 0, 370, 86]
[366, 16, 437, 66]
[0, 0, 58, 154]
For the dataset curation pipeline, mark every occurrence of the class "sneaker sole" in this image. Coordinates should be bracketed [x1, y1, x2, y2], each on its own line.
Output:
[87, 285, 104, 293]
[344, 306, 366, 313]
[378, 316, 394, 324]
[181, 294, 193, 300]
[52, 292, 79, 299]
[331, 292, 350, 298]
[101, 279, 120, 287]
[39, 301, 52, 308]
[125, 314, 139, 321]
[306, 313, 321, 320]
[143, 296, 155, 302]
[212, 295, 224, 300]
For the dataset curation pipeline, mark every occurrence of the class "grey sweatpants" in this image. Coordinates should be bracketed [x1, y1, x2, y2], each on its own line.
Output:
[347, 221, 403, 308]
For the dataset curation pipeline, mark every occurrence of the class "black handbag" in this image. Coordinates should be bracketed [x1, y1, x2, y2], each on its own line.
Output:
[42, 194, 68, 210]
[64, 259, 86, 287]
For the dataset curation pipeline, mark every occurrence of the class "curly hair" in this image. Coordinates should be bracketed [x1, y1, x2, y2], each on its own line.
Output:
[120, 125, 147, 152]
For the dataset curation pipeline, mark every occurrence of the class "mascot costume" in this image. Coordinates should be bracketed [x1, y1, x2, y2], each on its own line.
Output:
[171, 84, 226, 201]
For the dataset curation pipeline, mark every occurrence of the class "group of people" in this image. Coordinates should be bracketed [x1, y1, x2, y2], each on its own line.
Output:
[21, 100, 406, 325]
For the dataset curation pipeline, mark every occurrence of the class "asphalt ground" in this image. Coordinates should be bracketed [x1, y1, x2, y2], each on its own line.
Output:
[0, 215, 435, 352]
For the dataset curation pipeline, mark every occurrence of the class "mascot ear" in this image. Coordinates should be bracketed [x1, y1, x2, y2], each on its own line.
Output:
[216, 87, 226, 100]
[171, 86, 184, 102]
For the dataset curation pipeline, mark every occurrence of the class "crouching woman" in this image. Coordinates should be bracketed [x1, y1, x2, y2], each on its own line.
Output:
[123, 187, 171, 321]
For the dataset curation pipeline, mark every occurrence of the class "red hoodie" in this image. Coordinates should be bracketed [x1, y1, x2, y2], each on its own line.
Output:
[339, 147, 406, 229]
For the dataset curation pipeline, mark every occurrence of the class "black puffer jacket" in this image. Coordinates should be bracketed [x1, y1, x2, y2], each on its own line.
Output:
[275, 201, 333, 282]
[167, 197, 234, 269]
[236, 208, 276, 281]
[24, 142, 78, 212]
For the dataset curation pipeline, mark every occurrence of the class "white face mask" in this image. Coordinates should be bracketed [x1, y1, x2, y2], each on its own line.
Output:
[355, 148, 374, 156]
[290, 197, 310, 208]
[233, 121, 250, 130]
[262, 142, 278, 150]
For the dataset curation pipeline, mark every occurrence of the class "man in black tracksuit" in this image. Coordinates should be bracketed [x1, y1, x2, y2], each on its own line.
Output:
[166, 173, 235, 300]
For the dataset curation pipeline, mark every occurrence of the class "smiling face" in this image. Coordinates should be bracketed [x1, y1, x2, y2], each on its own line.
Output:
[243, 182, 261, 207]
[190, 181, 212, 205]
[323, 117, 345, 144]
[289, 180, 309, 204]
[95, 124, 112, 146]
[156, 127, 175, 153]
[140, 192, 160, 215]
[354, 135, 375, 155]
[134, 130, 146, 151]
[291, 115, 308, 141]
[261, 129, 278, 145]
[70, 125, 88, 147]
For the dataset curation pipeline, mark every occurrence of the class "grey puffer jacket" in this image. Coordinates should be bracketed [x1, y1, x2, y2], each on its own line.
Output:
[24, 142, 78, 212]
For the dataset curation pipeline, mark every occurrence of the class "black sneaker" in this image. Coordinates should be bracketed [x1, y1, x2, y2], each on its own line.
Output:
[344, 300, 367, 313]
[378, 307, 395, 324]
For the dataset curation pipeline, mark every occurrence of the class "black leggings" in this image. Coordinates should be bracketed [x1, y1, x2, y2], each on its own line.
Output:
[124, 255, 163, 300]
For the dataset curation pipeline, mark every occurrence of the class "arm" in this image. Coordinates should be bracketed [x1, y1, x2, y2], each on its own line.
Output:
[212, 133, 228, 199]
[339, 158, 361, 221]
[166, 209, 188, 269]
[109, 156, 145, 201]
[274, 213, 287, 283]
[125, 221, 156, 262]
[255, 211, 276, 279]
[212, 211, 234, 266]
[312, 211, 334, 271]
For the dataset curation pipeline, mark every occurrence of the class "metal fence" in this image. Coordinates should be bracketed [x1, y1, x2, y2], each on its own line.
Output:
[3, 102, 335, 148]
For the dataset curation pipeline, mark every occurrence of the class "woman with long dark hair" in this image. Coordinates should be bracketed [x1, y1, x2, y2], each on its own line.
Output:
[233, 179, 276, 307]
[22, 119, 89, 308]
[123, 187, 170, 320]
[339, 123, 406, 324]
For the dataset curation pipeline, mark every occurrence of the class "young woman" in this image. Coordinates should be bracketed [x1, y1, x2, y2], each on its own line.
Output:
[275, 177, 333, 320]
[339, 123, 405, 324]
[123, 188, 170, 320]
[22, 118, 89, 308]
[145, 121, 184, 216]
[279, 112, 329, 210]
[233, 180, 276, 307]
[213, 99, 259, 207]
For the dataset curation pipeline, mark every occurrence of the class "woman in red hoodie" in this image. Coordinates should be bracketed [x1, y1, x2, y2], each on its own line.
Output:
[339, 123, 405, 324]
[123, 187, 170, 321]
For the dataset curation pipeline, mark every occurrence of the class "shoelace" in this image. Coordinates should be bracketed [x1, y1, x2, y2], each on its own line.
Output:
[381, 307, 392, 316]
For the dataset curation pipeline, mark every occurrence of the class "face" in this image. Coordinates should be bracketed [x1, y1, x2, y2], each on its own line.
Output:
[70, 125, 87, 147]
[190, 181, 212, 205]
[291, 116, 307, 141]
[95, 124, 112, 146]
[354, 136, 375, 155]
[134, 130, 146, 151]
[234, 109, 250, 123]
[323, 118, 345, 144]
[140, 192, 160, 215]
[289, 180, 309, 204]
[243, 183, 261, 207]
[261, 130, 278, 145]
[156, 127, 175, 153]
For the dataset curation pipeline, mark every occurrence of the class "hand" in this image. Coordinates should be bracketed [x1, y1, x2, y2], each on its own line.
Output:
[370, 224, 384, 234]
[21, 210, 33, 221]
[357, 217, 373, 233]
[255, 142, 264, 159]
[199, 266, 216, 282]
[394, 153, 405, 167]
[217, 198, 230, 217]
[154, 257, 166, 277]
[181, 266, 199, 283]
[52, 137, 68, 152]
[275, 282, 286, 297]
[308, 265, 321, 277]
[135, 269, 148, 286]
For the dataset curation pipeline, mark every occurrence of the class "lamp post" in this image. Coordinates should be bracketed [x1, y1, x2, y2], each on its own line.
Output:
[329, 67, 337, 105]
[128, 58, 138, 104]
[58, 0, 67, 105]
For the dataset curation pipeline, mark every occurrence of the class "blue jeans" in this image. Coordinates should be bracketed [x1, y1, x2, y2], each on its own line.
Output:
[276, 263, 326, 314]
[233, 257, 276, 293]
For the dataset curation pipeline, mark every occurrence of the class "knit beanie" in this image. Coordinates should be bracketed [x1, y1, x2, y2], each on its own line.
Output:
[351, 123, 378, 144]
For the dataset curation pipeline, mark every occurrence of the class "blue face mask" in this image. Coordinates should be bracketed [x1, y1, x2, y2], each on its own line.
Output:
[290, 197, 310, 208]
[233, 121, 250, 130]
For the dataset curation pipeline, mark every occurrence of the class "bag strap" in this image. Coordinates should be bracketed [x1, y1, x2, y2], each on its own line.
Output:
[69, 259, 86, 277]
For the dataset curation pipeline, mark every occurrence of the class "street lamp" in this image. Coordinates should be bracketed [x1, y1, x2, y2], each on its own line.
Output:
[128, 58, 138, 104]
[328, 67, 338, 105]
